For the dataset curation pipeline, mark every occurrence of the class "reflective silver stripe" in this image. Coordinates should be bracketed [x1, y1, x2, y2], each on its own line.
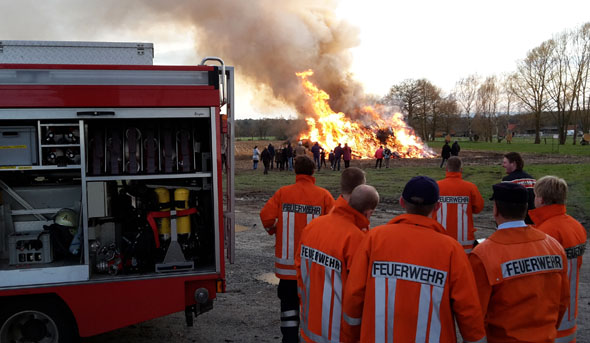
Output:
[302, 258, 311, 332]
[569, 258, 577, 321]
[464, 248, 472, 254]
[321, 268, 333, 339]
[307, 213, 315, 227]
[288, 211, 296, 261]
[282, 211, 290, 260]
[460, 239, 475, 246]
[464, 337, 488, 343]
[330, 269, 343, 343]
[461, 203, 468, 243]
[281, 310, 299, 318]
[428, 285, 443, 342]
[275, 256, 295, 265]
[559, 258, 578, 331]
[438, 203, 447, 230]
[281, 320, 299, 327]
[415, 284, 431, 342]
[457, 203, 463, 242]
[555, 331, 576, 343]
[283, 213, 295, 261]
[275, 267, 297, 276]
[387, 278, 397, 343]
[343, 312, 361, 326]
[302, 325, 341, 343]
[375, 277, 386, 342]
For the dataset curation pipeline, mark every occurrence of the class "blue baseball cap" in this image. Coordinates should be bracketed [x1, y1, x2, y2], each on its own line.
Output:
[402, 176, 439, 205]
[490, 182, 528, 203]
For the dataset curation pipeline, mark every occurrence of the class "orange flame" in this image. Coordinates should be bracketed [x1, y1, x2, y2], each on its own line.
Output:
[296, 70, 435, 159]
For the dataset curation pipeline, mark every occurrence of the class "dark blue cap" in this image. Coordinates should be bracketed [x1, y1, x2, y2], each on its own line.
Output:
[490, 182, 528, 203]
[402, 176, 439, 205]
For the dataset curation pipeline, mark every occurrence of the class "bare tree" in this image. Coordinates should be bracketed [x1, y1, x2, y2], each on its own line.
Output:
[511, 39, 555, 144]
[438, 95, 460, 136]
[578, 23, 590, 137]
[414, 79, 442, 141]
[454, 75, 480, 140]
[476, 76, 501, 142]
[384, 79, 421, 124]
[570, 23, 590, 144]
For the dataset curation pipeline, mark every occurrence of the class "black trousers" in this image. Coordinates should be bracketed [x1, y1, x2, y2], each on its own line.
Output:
[277, 279, 299, 343]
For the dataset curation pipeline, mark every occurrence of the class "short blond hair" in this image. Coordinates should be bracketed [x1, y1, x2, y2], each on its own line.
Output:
[534, 175, 568, 205]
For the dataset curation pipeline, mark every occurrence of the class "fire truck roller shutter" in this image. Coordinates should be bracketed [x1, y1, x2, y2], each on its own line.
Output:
[0, 294, 79, 343]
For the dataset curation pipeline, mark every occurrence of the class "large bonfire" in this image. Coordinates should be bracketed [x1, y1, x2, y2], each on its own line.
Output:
[296, 70, 435, 159]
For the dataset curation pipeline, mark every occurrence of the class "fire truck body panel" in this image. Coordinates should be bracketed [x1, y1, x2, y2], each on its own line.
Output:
[0, 41, 235, 340]
[0, 277, 219, 337]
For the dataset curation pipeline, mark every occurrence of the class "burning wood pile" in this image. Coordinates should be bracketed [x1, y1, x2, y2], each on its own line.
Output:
[296, 70, 435, 159]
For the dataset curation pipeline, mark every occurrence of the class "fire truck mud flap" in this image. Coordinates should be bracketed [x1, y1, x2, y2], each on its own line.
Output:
[185, 287, 214, 326]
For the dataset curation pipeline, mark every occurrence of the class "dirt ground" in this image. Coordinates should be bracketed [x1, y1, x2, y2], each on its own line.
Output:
[86, 144, 590, 342]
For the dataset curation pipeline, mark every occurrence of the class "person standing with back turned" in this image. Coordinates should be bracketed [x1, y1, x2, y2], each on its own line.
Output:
[469, 182, 570, 343]
[296, 184, 379, 343]
[260, 155, 335, 343]
[342, 176, 486, 343]
[333, 144, 343, 171]
[440, 141, 451, 168]
[528, 176, 587, 343]
[433, 156, 484, 253]
[342, 143, 352, 168]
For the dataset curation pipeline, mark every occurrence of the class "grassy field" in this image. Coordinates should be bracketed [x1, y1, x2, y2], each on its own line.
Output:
[427, 136, 590, 156]
[235, 160, 590, 227]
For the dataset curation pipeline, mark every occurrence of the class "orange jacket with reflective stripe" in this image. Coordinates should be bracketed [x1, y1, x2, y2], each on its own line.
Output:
[260, 174, 335, 280]
[469, 226, 570, 343]
[342, 214, 486, 343]
[529, 205, 587, 343]
[295, 196, 368, 343]
[433, 172, 484, 252]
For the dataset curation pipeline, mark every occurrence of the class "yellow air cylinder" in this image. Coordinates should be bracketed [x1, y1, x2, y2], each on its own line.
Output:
[174, 188, 191, 235]
[154, 188, 171, 238]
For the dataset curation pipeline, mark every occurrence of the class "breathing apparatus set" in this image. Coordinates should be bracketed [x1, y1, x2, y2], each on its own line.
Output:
[91, 182, 204, 275]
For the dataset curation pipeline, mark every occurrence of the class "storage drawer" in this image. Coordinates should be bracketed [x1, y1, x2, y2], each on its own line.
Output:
[0, 126, 38, 166]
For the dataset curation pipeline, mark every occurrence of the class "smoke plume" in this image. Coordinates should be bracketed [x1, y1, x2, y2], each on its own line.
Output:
[117, 0, 366, 117]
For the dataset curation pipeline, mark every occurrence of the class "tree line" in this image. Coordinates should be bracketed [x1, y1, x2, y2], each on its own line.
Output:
[385, 22, 590, 145]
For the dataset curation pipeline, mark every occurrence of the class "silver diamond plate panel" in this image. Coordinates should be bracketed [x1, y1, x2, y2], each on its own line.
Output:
[0, 40, 153, 65]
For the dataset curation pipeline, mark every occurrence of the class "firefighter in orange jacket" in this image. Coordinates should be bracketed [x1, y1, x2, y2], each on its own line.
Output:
[260, 155, 335, 343]
[433, 156, 484, 253]
[470, 182, 570, 342]
[296, 184, 378, 343]
[529, 176, 587, 343]
[342, 176, 486, 343]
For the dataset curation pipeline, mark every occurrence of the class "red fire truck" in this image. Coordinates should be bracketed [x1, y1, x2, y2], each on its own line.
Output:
[0, 41, 235, 342]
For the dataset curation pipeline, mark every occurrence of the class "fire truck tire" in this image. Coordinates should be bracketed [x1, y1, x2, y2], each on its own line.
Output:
[0, 297, 79, 343]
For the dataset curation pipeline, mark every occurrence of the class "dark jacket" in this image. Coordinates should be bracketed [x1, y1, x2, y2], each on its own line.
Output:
[441, 143, 451, 159]
[451, 142, 460, 156]
[311, 144, 321, 158]
[261, 148, 272, 163]
[502, 170, 536, 223]
[334, 146, 343, 159]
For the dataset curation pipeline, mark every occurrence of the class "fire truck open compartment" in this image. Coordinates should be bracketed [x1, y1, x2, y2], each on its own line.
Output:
[0, 110, 223, 286]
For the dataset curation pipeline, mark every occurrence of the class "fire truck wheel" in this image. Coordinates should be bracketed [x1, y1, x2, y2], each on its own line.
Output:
[0, 297, 79, 343]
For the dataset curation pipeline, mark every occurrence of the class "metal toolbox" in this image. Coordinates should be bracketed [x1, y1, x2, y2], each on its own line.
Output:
[9, 232, 52, 265]
[0, 126, 38, 166]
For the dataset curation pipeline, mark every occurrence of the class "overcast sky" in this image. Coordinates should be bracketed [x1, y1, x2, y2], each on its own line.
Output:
[1, 0, 589, 119]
